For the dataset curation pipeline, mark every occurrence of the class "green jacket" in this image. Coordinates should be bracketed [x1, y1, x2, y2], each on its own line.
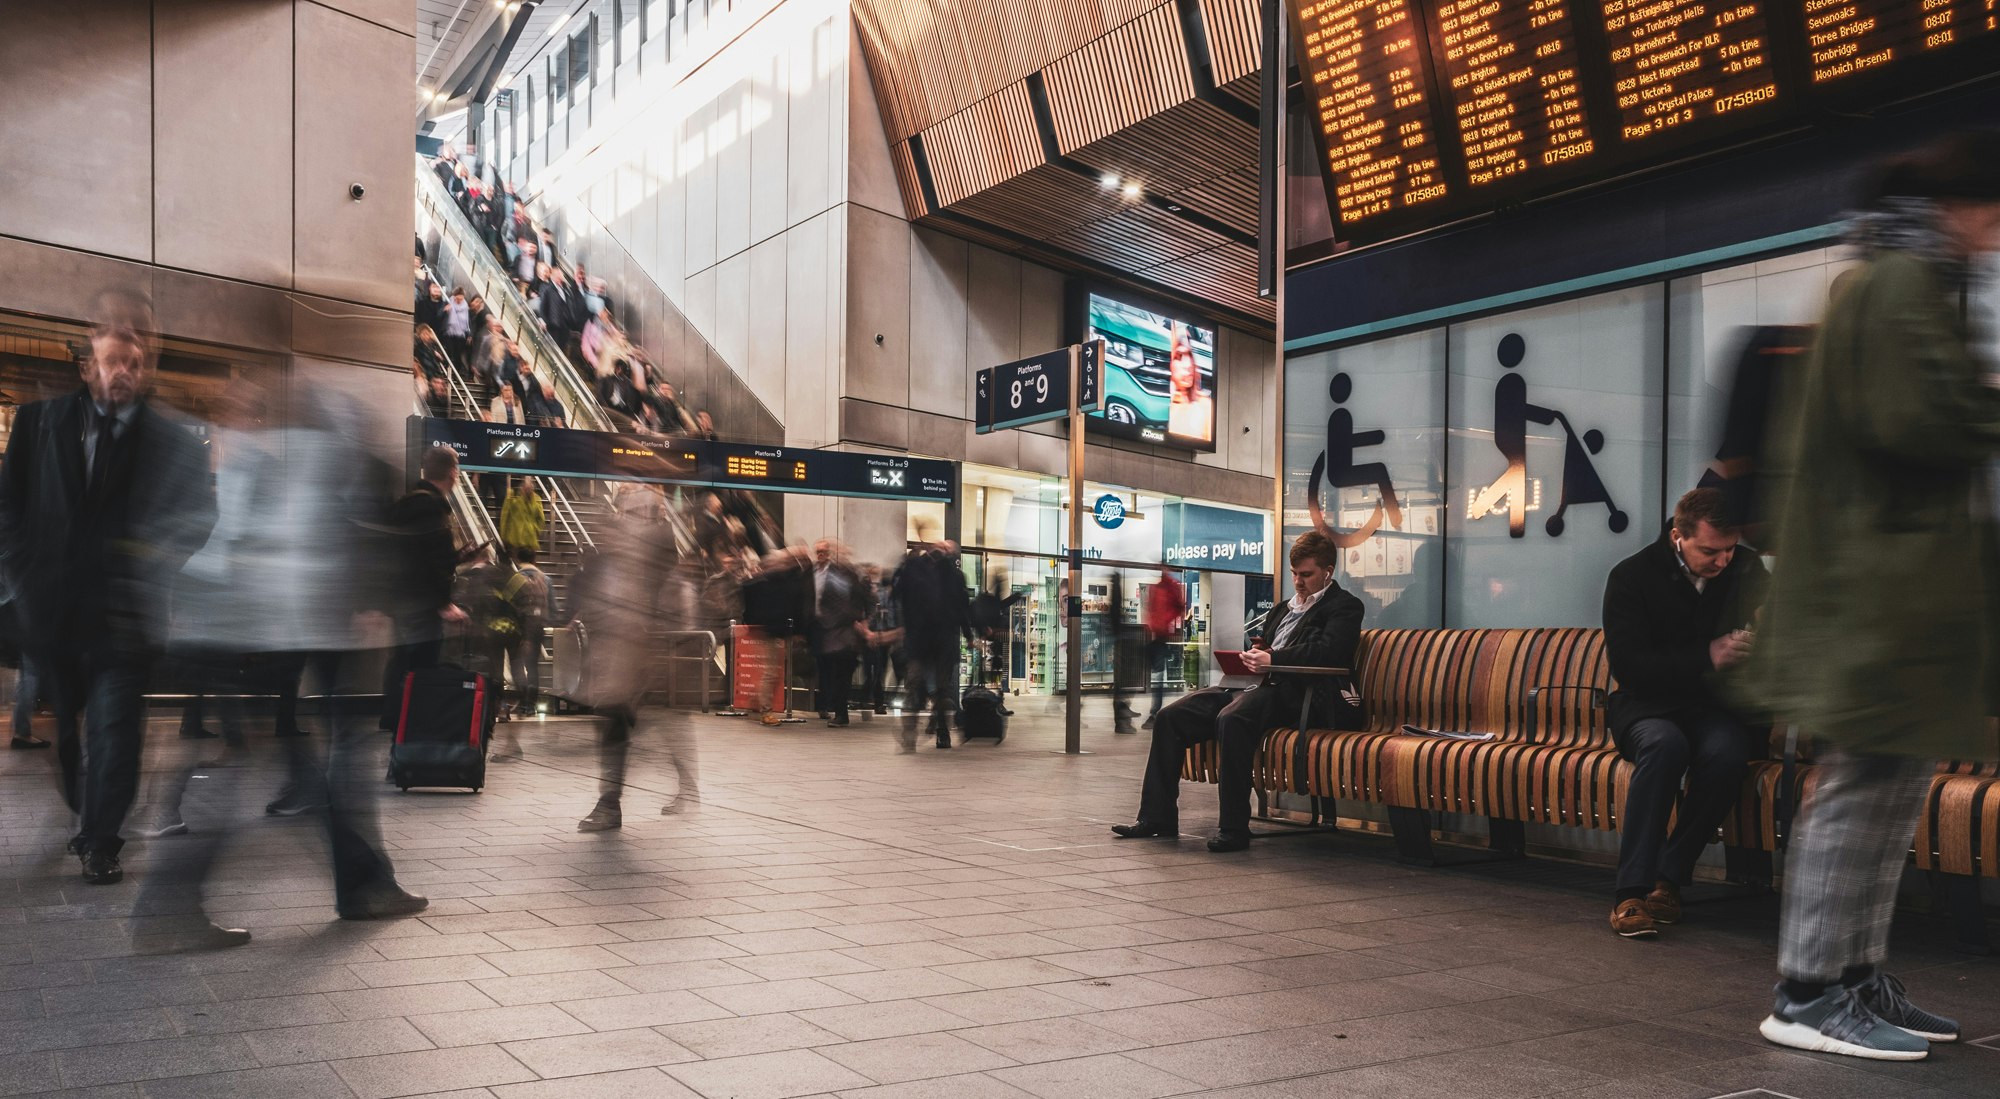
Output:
[1744, 250, 2000, 761]
[500, 492, 544, 553]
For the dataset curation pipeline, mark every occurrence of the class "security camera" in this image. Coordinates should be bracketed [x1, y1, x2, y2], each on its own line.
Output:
[349, 183, 366, 201]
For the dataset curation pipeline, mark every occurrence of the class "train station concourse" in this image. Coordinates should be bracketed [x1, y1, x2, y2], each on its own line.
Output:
[2, 0, 1999, 1096]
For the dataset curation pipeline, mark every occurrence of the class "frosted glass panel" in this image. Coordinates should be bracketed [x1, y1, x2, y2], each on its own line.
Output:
[1446, 288, 1665, 627]
[1284, 329, 1446, 627]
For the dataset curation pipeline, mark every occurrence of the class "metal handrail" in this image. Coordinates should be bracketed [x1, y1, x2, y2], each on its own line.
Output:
[545, 478, 595, 551]
[415, 157, 610, 436]
[418, 258, 594, 560]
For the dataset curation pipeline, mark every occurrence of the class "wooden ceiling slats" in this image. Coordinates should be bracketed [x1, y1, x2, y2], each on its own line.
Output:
[922, 83, 1044, 206]
[850, 0, 1273, 324]
[1217, 70, 1261, 109]
[1042, 3, 1192, 154]
[1195, 0, 1261, 87]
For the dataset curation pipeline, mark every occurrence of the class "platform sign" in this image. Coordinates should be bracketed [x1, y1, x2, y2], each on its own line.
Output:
[976, 341, 1105, 433]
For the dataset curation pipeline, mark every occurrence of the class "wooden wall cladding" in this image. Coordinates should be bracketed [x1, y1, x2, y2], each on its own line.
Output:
[922, 84, 1045, 207]
[1040, 4, 1194, 154]
[891, 141, 928, 218]
[1196, 0, 1260, 88]
[852, 0, 1181, 144]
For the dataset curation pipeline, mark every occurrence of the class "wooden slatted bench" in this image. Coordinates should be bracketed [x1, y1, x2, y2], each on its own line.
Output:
[1181, 626, 1996, 949]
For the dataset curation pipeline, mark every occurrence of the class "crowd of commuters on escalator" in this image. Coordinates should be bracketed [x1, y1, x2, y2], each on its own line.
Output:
[424, 147, 718, 444]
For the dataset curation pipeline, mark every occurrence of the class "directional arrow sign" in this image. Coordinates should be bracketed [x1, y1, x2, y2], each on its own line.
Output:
[1078, 339, 1104, 414]
[975, 366, 996, 434]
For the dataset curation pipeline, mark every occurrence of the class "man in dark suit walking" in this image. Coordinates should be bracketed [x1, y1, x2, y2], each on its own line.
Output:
[0, 288, 216, 885]
[1111, 531, 1363, 852]
[378, 446, 468, 732]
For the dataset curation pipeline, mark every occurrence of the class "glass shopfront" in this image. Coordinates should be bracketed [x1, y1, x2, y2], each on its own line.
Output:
[945, 464, 1272, 700]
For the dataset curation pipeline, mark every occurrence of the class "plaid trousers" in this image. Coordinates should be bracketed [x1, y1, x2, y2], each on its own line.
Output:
[1777, 750, 1937, 982]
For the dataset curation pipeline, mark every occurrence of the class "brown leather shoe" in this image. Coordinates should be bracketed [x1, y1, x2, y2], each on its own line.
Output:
[1610, 898, 1657, 938]
[1642, 879, 1682, 924]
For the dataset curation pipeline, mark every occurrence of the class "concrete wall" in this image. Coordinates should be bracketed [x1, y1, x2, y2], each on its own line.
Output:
[523, 0, 1274, 558]
[0, 1, 415, 369]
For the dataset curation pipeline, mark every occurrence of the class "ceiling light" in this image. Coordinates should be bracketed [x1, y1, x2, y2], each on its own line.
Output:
[419, 86, 434, 99]
[545, 12, 570, 38]
[1099, 173, 1119, 189]
[1121, 182, 1142, 200]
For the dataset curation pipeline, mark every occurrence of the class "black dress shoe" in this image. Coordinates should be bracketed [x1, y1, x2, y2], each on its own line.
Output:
[81, 851, 123, 884]
[179, 726, 219, 740]
[1206, 831, 1251, 853]
[1111, 820, 1175, 839]
[337, 883, 430, 920]
[828, 717, 850, 727]
[8, 735, 49, 750]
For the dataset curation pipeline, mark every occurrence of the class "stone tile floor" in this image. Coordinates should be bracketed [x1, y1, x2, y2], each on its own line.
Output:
[0, 696, 1994, 1098]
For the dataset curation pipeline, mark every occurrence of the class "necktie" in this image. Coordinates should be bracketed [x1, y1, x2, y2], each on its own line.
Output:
[88, 407, 116, 496]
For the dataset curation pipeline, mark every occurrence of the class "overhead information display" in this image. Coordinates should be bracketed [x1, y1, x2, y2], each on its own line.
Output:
[1432, 0, 1595, 187]
[417, 418, 955, 502]
[1289, 0, 2000, 244]
[1597, 0, 1782, 144]
[1806, 0, 1998, 85]
[1294, 0, 1453, 231]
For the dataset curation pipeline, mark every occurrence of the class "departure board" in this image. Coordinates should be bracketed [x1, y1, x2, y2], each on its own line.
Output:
[1598, 0, 1783, 144]
[1806, 0, 1999, 86]
[1431, 0, 1596, 187]
[1288, 0, 2000, 246]
[1292, 0, 1454, 231]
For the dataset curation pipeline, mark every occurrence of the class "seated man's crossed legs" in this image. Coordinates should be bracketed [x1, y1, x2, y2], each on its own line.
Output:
[1111, 684, 1281, 853]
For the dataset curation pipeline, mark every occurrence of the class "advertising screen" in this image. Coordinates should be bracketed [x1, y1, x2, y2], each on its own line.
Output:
[1080, 291, 1219, 451]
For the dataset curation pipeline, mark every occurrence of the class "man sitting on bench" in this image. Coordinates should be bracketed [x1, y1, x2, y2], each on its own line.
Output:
[1602, 487, 1767, 939]
[1111, 531, 1363, 852]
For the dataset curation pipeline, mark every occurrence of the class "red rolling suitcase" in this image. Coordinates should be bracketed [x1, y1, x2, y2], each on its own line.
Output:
[389, 665, 494, 792]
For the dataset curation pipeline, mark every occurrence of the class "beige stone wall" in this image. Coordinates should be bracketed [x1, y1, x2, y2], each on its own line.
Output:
[0, 1, 416, 368]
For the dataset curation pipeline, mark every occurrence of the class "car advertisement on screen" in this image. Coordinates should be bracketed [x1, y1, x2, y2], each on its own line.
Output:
[1080, 290, 1218, 451]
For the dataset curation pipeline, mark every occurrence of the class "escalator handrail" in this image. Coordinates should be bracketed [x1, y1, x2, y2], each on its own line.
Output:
[415, 157, 611, 437]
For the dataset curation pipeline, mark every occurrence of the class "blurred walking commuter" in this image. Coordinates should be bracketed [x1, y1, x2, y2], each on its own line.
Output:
[811, 540, 872, 726]
[573, 508, 686, 831]
[135, 385, 428, 945]
[741, 546, 812, 725]
[0, 288, 216, 886]
[892, 523, 971, 751]
[1142, 565, 1187, 727]
[861, 564, 901, 715]
[1749, 131, 2000, 1062]
[500, 476, 545, 559]
[9, 653, 54, 750]
[377, 446, 467, 731]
